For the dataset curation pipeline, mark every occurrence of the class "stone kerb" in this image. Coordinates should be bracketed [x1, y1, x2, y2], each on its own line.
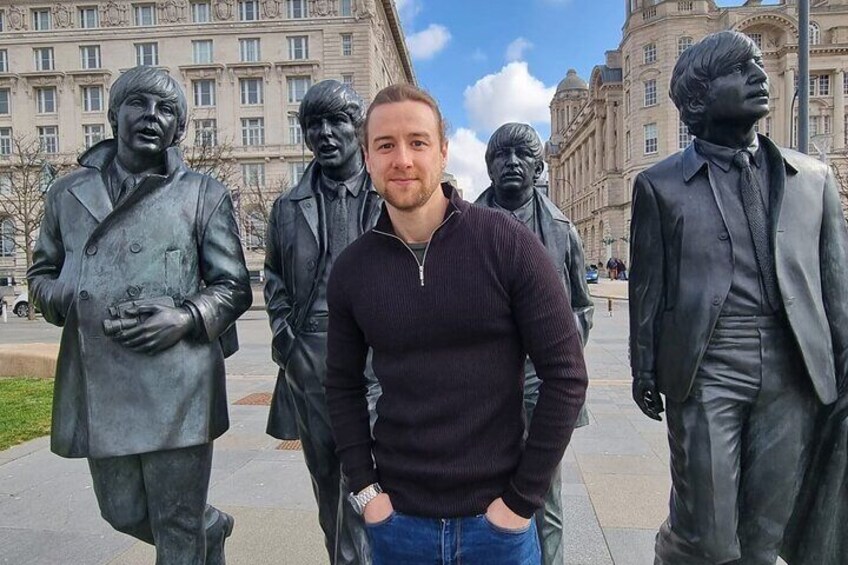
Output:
[0, 343, 59, 378]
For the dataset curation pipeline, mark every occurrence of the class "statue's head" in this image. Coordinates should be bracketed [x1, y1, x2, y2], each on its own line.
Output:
[486, 122, 544, 195]
[108, 66, 187, 155]
[298, 80, 366, 173]
[670, 30, 769, 139]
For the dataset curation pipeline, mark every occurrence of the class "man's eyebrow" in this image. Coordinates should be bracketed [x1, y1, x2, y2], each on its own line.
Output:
[372, 135, 396, 144]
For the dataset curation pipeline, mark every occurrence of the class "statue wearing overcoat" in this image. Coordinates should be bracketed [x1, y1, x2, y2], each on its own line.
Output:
[28, 139, 252, 459]
[265, 159, 381, 438]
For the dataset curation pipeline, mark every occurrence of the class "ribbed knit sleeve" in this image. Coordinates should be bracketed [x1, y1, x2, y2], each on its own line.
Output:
[325, 252, 377, 493]
[501, 226, 589, 518]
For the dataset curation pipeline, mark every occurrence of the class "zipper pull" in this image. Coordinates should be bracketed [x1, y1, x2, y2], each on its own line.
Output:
[419, 265, 424, 287]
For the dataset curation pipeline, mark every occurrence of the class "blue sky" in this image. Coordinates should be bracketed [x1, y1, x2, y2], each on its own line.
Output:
[396, 0, 760, 197]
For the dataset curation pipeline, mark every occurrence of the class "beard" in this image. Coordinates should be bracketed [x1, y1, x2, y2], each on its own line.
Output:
[379, 180, 440, 212]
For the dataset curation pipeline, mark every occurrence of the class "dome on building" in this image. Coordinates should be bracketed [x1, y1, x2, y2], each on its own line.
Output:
[557, 69, 588, 92]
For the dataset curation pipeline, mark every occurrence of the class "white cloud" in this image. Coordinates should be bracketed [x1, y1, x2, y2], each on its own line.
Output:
[470, 48, 487, 62]
[463, 62, 556, 132]
[446, 128, 490, 201]
[406, 24, 451, 60]
[505, 37, 533, 62]
[395, 0, 422, 26]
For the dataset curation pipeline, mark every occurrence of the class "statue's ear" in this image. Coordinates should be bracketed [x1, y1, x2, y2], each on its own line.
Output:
[533, 159, 544, 182]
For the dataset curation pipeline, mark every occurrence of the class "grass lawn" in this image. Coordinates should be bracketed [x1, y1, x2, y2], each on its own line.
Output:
[0, 378, 53, 451]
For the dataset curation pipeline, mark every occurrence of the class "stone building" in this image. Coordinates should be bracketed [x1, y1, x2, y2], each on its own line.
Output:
[547, 0, 848, 266]
[0, 0, 414, 280]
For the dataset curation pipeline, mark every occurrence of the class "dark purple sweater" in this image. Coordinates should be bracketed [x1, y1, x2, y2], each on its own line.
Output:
[325, 185, 588, 519]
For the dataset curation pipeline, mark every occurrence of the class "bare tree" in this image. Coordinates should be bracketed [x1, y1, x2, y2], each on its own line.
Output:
[181, 136, 239, 189]
[0, 134, 73, 319]
[235, 173, 289, 253]
[827, 151, 848, 218]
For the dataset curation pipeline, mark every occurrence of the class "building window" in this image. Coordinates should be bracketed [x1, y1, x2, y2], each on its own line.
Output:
[82, 85, 103, 112]
[192, 40, 213, 64]
[747, 33, 762, 49]
[287, 0, 307, 18]
[193, 79, 216, 107]
[678, 120, 692, 150]
[135, 42, 158, 66]
[288, 36, 309, 60]
[34, 47, 54, 71]
[290, 161, 307, 184]
[194, 119, 217, 146]
[643, 43, 656, 64]
[79, 6, 99, 28]
[0, 50, 6, 73]
[0, 89, 9, 114]
[38, 126, 58, 154]
[36, 87, 56, 114]
[239, 0, 259, 21]
[0, 128, 10, 155]
[83, 124, 105, 148]
[240, 78, 263, 105]
[288, 115, 302, 145]
[339, 0, 352, 16]
[287, 76, 311, 103]
[341, 33, 353, 56]
[764, 116, 772, 138]
[240, 38, 260, 62]
[0, 218, 14, 257]
[241, 118, 264, 146]
[191, 1, 211, 22]
[677, 36, 693, 56]
[0, 12, 4, 32]
[80, 45, 101, 69]
[242, 163, 265, 186]
[644, 123, 658, 155]
[810, 22, 821, 46]
[133, 4, 156, 26]
[844, 115, 848, 147]
[32, 9, 51, 31]
[625, 130, 631, 160]
[812, 74, 830, 96]
[341, 74, 353, 88]
[644, 79, 657, 107]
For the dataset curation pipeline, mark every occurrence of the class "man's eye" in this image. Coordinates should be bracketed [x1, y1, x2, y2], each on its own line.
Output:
[378, 143, 393, 150]
[161, 105, 174, 115]
[412, 140, 426, 148]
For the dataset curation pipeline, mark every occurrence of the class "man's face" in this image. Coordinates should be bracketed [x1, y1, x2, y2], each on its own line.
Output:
[305, 111, 359, 171]
[488, 142, 541, 194]
[702, 55, 769, 125]
[116, 91, 179, 156]
[364, 100, 447, 212]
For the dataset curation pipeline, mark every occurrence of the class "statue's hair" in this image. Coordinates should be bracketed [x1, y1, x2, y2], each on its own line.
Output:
[108, 65, 188, 145]
[670, 30, 761, 138]
[298, 80, 366, 149]
[485, 123, 544, 176]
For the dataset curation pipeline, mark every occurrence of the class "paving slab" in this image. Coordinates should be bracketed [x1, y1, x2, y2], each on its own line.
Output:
[0, 527, 133, 565]
[582, 473, 670, 530]
[603, 528, 658, 565]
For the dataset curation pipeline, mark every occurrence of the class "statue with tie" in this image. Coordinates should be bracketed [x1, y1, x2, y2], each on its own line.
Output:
[264, 80, 381, 564]
[629, 31, 848, 564]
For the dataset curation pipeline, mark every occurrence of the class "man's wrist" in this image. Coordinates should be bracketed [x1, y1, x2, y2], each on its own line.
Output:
[349, 482, 382, 514]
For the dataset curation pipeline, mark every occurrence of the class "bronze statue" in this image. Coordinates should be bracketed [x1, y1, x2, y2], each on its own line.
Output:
[629, 31, 848, 564]
[264, 79, 380, 564]
[27, 65, 252, 564]
[475, 122, 593, 565]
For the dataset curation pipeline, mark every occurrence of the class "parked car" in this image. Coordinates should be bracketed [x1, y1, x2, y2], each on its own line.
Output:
[586, 265, 599, 284]
[12, 291, 30, 317]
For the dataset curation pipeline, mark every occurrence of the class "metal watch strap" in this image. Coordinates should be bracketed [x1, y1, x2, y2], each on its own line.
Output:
[349, 483, 383, 514]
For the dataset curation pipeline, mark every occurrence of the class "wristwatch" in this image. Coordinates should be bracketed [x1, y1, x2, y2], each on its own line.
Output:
[348, 483, 383, 515]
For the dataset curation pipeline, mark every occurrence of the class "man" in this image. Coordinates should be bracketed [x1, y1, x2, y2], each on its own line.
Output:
[629, 31, 848, 565]
[475, 122, 593, 565]
[264, 79, 381, 564]
[324, 83, 589, 564]
[27, 65, 252, 564]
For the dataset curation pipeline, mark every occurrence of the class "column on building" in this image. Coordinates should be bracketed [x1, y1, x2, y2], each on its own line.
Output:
[784, 68, 795, 147]
[835, 69, 845, 150]
[595, 114, 604, 177]
[604, 104, 615, 171]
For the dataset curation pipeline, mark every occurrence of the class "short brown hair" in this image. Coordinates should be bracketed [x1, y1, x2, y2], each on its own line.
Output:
[363, 83, 447, 146]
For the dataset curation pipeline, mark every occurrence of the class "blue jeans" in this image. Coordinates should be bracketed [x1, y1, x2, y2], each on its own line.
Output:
[367, 511, 541, 564]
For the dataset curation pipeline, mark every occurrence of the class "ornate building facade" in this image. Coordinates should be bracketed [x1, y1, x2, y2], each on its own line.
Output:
[0, 0, 414, 280]
[547, 0, 848, 265]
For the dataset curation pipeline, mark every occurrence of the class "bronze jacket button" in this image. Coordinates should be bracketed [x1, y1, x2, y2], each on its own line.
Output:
[85, 245, 97, 256]
[79, 290, 90, 300]
[130, 243, 142, 253]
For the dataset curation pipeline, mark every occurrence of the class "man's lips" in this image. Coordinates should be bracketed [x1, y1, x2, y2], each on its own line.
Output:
[747, 90, 769, 100]
[136, 127, 161, 139]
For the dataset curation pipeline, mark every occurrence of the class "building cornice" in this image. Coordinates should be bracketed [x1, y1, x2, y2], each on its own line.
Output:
[379, 0, 416, 84]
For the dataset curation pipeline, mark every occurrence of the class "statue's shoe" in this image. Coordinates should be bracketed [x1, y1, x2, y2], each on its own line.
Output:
[205, 510, 234, 565]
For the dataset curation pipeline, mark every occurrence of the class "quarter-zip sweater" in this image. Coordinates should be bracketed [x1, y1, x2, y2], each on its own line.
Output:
[325, 184, 588, 519]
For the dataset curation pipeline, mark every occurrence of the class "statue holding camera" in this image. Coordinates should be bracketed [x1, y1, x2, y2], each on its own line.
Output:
[27, 65, 252, 564]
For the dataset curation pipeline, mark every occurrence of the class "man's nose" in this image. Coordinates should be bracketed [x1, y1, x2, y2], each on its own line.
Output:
[393, 145, 413, 168]
[318, 119, 332, 137]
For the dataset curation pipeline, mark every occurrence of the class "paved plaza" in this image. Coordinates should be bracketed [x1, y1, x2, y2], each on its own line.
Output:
[0, 281, 676, 565]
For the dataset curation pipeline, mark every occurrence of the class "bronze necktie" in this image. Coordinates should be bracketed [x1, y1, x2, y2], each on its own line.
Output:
[331, 183, 349, 256]
[732, 151, 780, 311]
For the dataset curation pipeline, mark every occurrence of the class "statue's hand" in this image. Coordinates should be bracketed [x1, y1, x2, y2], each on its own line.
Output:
[633, 375, 664, 421]
[110, 304, 194, 355]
